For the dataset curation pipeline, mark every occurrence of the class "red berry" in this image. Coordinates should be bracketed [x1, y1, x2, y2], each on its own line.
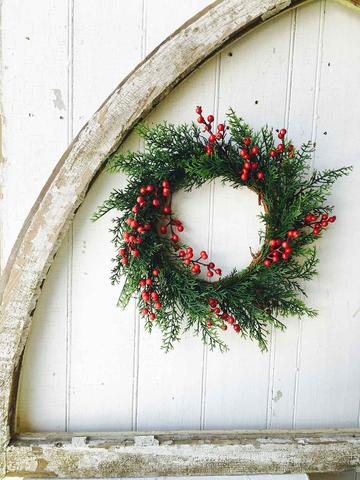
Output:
[272, 256, 280, 263]
[244, 162, 251, 170]
[313, 228, 320, 235]
[270, 149, 277, 157]
[132, 205, 139, 214]
[214, 307, 221, 314]
[191, 265, 200, 274]
[152, 198, 160, 207]
[140, 186, 147, 194]
[129, 235, 135, 243]
[207, 320, 213, 327]
[282, 241, 289, 249]
[184, 258, 191, 266]
[155, 302, 162, 310]
[241, 173, 247, 181]
[144, 223, 151, 231]
[239, 149, 247, 158]
[208, 262, 215, 269]
[206, 145, 213, 155]
[251, 146, 259, 155]
[137, 196, 144, 204]
[322, 213, 329, 220]
[264, 259, 272, 267]
[276, 239, 282, 246]
[208, 297, 218, 306]
[233, 324, 241, 332]
[160, 225, 167, 234]
[163, 206, 171, 214]
[321, 220, 328, 228]
[195, 106, 202, 114]
[209, 134, 216, 143]
[145, 278, 152, 286]
[207, 271, 214, 278]
[277, 143, 284, 152]
[119, 248, 126, 256]
[135, 237, 142, 244]
[207, 114, 214, 123]
[217, 123, 225, 131]
[216, 132, 223, 139]
[329, 216, 336, 223]
[200, 250, 208, 259]
[147, 184, 154, 192]
[177, 225, 184, 232]
[269, 239, 277, 248]
[179, 250, 185, 257]
[139, 279, 146, 287]
[285, 247, 292, 254]
[215, 268, 222, 275]
[280, 128, 287, 136]
[251, 162, 258, 170]
[142, 308, 149, 316]
[162, 180, 170, 188]
[282, 253, 289, 260]
[197, 116, 205, 124]
[171, 233, 179, 242]
[142, 292, 150, 302]
[221, 324, 228, 331]
[257, 172, 264, 180]
[132, 249, 140, 257]
[227, 316, 235, 324]
[152, 268, 159, 277]
[149, 313, 156, 321]
[151, 291, 158, 301]
[244, 137, 251, 146]
[162, 188, 171, 197]
[305, 215, 312, 223]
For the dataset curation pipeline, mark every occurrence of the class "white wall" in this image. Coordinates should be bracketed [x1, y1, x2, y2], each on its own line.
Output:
[1, 2, 360, 472]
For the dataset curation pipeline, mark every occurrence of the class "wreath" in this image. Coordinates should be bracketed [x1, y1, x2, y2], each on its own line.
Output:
[93, 107, 351, 352]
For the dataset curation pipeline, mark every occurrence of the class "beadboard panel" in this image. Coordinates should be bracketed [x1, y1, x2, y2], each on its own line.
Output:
[3, 0, 359, 447]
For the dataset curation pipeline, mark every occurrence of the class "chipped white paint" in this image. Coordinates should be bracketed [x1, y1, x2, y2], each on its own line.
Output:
[1, 0, 360, 478]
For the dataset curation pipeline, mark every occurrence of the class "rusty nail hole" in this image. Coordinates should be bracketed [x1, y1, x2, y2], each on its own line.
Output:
[228, 52, 233, 57]
[255, 100, 259, 105]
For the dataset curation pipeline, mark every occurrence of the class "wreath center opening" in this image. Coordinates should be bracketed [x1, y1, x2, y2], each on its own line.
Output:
[171, 180, 264, 280]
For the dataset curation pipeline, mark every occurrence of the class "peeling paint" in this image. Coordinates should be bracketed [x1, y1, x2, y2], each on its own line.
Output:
[52, 89, 65, 111]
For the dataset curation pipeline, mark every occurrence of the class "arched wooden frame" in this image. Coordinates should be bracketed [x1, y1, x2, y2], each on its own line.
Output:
[1, 0, 360, 477]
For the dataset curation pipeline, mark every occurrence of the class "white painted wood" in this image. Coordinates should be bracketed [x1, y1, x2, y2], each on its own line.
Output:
[2, 0, 359, 466]
[0, 0, 70, 270]
[205, 8, 293, 430]
[294, 0, 360, 428]
[1, 0, 70, 434]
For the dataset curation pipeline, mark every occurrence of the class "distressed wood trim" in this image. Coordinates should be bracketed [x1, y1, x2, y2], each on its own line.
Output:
[1, 0, 360, 478]
[5, 430, 360, 477]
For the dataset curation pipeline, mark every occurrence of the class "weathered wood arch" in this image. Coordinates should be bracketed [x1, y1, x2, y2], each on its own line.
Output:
[1, 0, 360, 477]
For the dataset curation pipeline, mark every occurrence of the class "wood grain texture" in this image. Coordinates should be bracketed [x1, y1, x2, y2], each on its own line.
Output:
[5, 430, 360, 478]
[1, 0, 360, 478]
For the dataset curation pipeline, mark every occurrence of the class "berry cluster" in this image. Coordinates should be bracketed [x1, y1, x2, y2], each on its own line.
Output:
[264, 230, 299, 266]
[119, 222, 151, 264]
[239, 137, 264, 182]
[139, 268, 161, 320]
[269, 128, 295, 159]
[304, 212, 336, 235]
[178, 248, 221, 277]
[195, 106, 225, 155]
[208, 298, 241, 332]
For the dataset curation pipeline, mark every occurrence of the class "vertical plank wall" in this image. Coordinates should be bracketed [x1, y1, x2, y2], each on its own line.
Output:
[2, 0, 360, 461]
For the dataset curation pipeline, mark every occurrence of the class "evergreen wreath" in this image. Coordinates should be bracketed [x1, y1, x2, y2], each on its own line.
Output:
[93, 107, 351, 352]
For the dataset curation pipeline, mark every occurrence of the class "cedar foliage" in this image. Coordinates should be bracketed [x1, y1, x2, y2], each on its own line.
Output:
[93, 111, 351, 352]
